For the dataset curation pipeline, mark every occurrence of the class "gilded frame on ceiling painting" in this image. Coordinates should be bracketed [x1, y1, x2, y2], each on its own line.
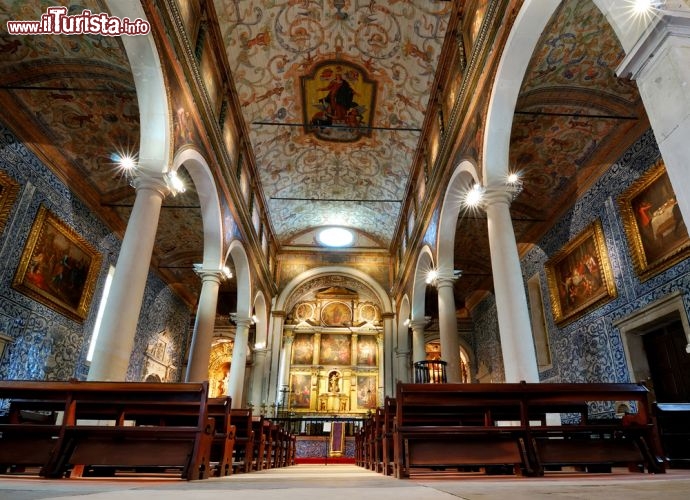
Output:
[545, 219, 617, 326]
[618, 160, 690, 282]
[13, 205, 102, 322]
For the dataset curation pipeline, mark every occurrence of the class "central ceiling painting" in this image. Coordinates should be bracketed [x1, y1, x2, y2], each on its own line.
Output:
[302, 61, 375, 142]
[213, 0, 451, 246]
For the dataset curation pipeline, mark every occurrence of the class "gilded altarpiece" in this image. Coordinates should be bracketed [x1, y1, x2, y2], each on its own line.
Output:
[285, 287, 383, 414]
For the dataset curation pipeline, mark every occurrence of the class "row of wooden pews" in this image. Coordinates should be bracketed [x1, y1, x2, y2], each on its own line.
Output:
[356, 382, 667, 478]
[0, 380, 296, 480]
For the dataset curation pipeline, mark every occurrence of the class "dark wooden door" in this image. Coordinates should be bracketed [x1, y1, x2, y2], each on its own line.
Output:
[642, 320, 690, 402]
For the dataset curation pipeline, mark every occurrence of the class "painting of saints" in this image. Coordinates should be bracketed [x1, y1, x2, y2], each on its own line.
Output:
[357, 336, 377, 366]
[319, 334, 351, 365]
[291, 374, 311, 409]
[291, 334, 314, 365]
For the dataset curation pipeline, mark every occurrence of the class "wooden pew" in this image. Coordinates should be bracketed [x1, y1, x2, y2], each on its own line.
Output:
[382, 397, 396, 476]
[522, 383, 664, 475]
[0, 380, 215, 480]
[652, 402, 690, 469]
[230, 408, 254, 473]
[393, 382, 665, 478]
[394, 382, 531, 478]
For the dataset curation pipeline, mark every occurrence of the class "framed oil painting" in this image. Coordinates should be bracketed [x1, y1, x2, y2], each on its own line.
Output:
[319, 334, 351, 365]
[301, 61, 375, 142]
[321, 301, 351, 326]
[291, 333, 315, 365]
[0, 169, 19, 235]
[545, 220, 617, 326]
[618, 161, 689, 281]
[356, 335, 377, 366]
[290, 373, 312, 409]
[356, 376, 377, 409]
[13, 205, 102, 322]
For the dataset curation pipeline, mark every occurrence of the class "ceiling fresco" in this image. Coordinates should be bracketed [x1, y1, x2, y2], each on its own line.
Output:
[213, 0, 451, 245]
[452, 0, 648, 309]
[0, 1, 205, 306]
[0, 0, 652, 319]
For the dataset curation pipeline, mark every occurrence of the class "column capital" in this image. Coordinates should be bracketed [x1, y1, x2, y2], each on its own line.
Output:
[192, 265, 224, 283]
[481, 182, 521, 208]
[232, 317, 252, 329]
[408, 319, 428, 333]
[272, 310, 286, 318]
[617, 9, 690, 80]
[283, 332, 295, 344]
[435, 276, 457, 289]
[382, 312, 395, 320]
[131, 172, 169, 198]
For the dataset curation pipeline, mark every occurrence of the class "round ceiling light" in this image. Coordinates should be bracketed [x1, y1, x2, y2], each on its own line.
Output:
[317, 227, 354, 247]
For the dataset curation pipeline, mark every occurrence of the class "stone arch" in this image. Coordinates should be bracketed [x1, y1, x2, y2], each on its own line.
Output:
[225, 240, 252, 319]
[437, 160, 480, 275]
[253, 290, 269, 347]
[172, 148, 223, 269]
[396, 294, 412, 383]
[275, 266, 392, 314]
[411, 246, 434, 322]
[483, 0, 562, 185]
[105, 0, 170, 173]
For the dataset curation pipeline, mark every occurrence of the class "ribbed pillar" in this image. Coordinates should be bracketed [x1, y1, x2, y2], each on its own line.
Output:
[227, 317, 251, 408]
[484, 187, 539, 382]
[185, 269, 222, 382]
[88, 174, 167, 381]
[436, 277, 461, 383]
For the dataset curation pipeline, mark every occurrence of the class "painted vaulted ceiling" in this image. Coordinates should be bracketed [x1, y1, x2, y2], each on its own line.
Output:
[0, 0, 649, 314]
[213, 0, 452, 246]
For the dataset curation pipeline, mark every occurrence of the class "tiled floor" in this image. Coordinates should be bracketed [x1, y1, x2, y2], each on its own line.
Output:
[1, 465, 689, 500]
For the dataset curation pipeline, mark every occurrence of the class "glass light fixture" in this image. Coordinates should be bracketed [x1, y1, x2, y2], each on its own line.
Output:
[317, 227, 354, 247]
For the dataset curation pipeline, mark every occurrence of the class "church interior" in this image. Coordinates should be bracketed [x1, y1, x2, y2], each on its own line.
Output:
[1, 0, 690, 487]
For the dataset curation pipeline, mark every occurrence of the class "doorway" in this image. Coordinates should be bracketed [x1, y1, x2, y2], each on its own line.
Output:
[642, 319, 690, 402]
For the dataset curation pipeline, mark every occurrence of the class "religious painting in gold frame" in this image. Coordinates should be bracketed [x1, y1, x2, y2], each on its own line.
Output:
[545, 220, 617, 326]
[0, 169, 19, 235]
[356, 375, 377, 409]
[356, 335, 377, 366]
[301, 61, 375, 142]
[13, 205, 102, 322]
[319, 334, 351, 365]
[291, 333, 315, 365]
[618, 160, 690, 281]
[290, 373, 312, 409]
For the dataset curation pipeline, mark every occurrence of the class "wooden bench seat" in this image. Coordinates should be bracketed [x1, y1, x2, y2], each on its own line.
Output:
[392, 382, 665, 478]
[0, 380, 215, 480]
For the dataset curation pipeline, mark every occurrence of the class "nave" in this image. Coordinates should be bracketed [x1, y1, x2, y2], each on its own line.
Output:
[2, 464, 690, 500]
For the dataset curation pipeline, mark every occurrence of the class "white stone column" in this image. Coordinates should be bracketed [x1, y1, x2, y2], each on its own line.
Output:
[266, 310, 285, 405]
[409, 319, 427, 377]
[185, 268, 222, 382]
[377, 333, 385, 403]
[484, 186, 539, 382]
[382, 312, 395, 396]
[249, 348, 268, 409]
[227, 317, 251, 408]
[435, 277, 461, 383]
[277, 332, 294, 405]
[88, 174, 168, 381]
[395, 348, 411, 383]
[617, 9, 690, 229]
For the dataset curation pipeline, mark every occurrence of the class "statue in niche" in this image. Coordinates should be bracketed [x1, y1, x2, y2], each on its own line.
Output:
[329, 371, 340, 393]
